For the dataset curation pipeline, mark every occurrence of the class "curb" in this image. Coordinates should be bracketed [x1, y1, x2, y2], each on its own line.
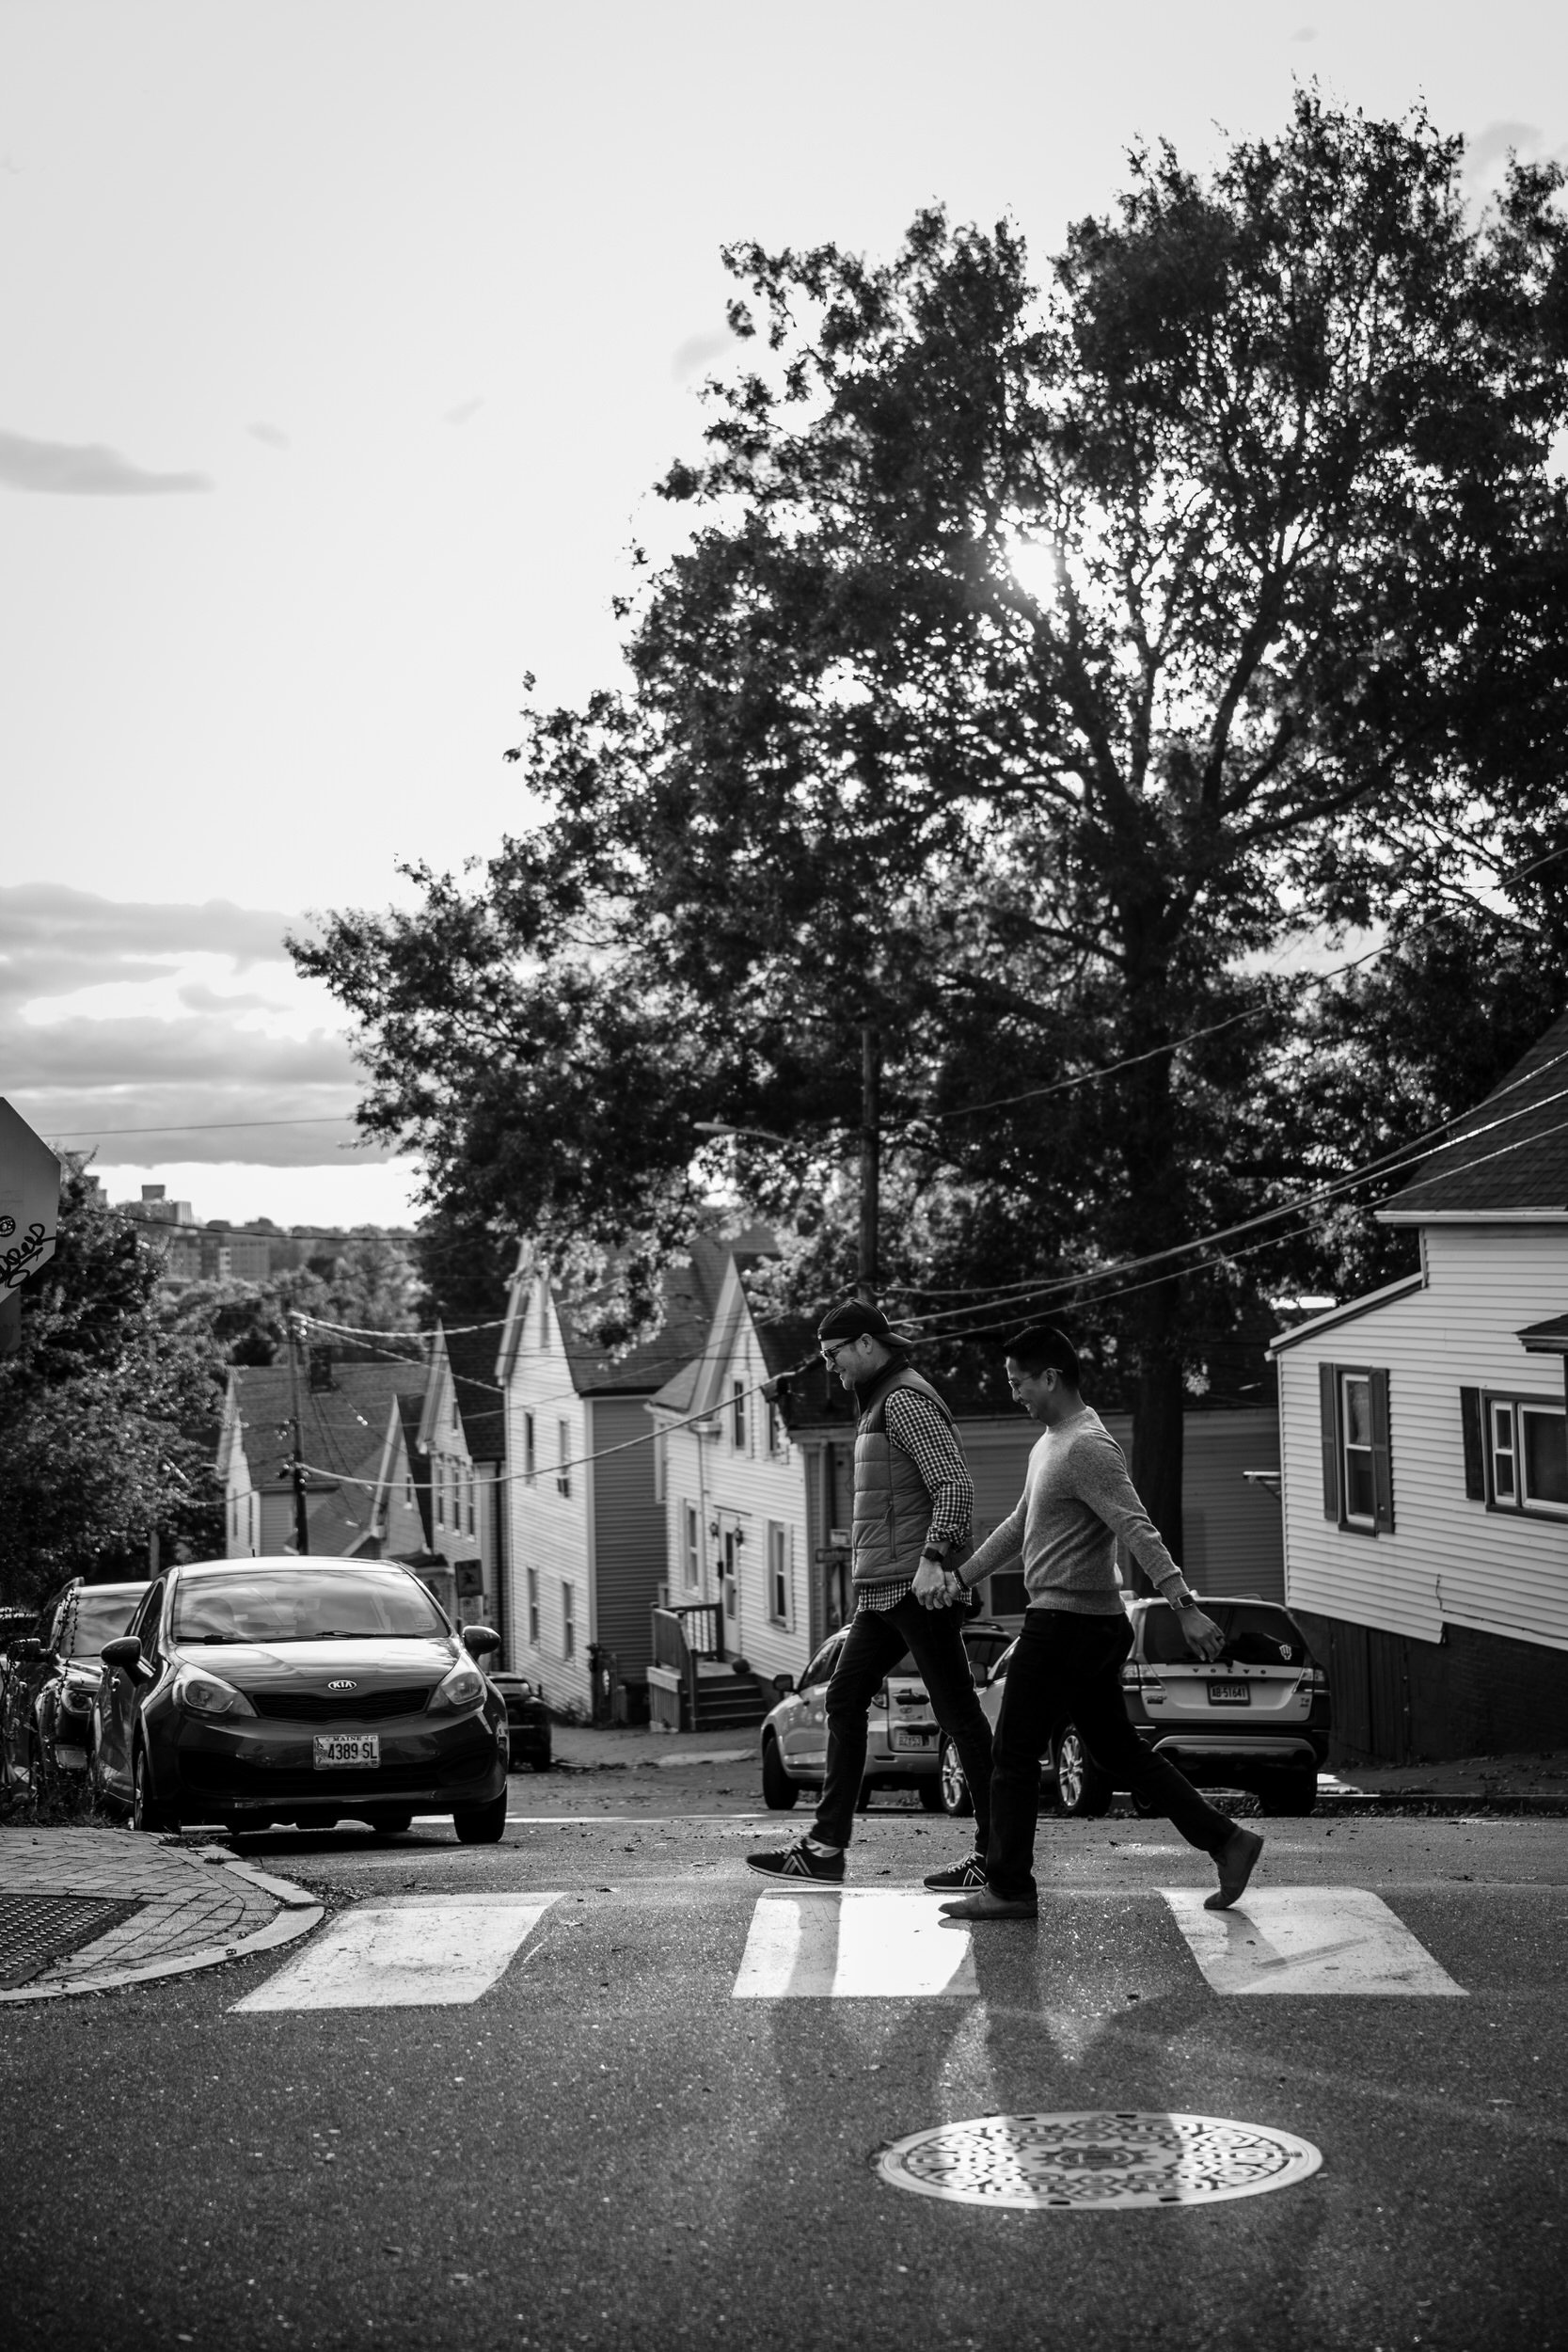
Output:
[0, 1852, 325, 2004]
[1311, 1792, 1568, 1818]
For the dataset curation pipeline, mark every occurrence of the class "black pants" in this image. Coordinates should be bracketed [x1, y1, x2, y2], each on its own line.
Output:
[987, 1609, 1235, 1901]
[812, 1597, 993, 1853]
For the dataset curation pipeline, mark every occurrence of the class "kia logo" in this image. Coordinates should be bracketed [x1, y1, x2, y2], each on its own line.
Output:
[325, 1677, 357, 1692]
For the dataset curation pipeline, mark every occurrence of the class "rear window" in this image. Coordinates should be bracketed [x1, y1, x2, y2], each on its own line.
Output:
[172, 1568, 448, 1645]
[1140, 1603, 1314, 1668]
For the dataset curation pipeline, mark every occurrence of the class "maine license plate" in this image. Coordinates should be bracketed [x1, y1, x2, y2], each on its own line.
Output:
[313, 1732, 379, 1769]
[891, 1726, 936, 1749]
[1207, 1681, 1250, 1707]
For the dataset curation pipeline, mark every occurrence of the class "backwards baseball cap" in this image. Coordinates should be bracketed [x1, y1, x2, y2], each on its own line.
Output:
[816, 1299, 909, 1349]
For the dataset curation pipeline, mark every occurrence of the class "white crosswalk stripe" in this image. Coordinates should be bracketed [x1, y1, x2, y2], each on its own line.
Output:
[230, 1892, 562, 2011]
[1162, 1887, 1465, 1996]
[732, 1891, 978, 2000]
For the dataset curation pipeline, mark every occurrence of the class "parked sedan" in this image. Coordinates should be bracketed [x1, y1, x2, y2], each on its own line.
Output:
[92, 1557, 511, 1842]
[758, 1620, 1012, 1811]
[1, 1579, 148, 1790]
[946, 1593, 1331, 1820]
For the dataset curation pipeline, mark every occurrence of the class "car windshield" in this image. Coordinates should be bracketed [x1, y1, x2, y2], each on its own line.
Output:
[171, 1570, 448, 1645]
[1141, 1602, 1314, 1668]
[57, 1589, 143, 1660]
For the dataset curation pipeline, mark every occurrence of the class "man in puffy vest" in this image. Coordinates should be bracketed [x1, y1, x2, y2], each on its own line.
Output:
[747, 1301, 995, 1888]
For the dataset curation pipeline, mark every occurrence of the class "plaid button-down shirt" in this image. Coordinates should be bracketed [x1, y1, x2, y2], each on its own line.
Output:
[856, 1383, 974, 1613]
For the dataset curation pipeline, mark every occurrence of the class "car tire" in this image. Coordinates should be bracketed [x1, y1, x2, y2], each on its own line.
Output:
[1259, 1768, 1318, 1818]
[1053, 1725, 1112, 1819]
[367, 1807, 415, 1836]
[453, 1789, 508, 1844]
[938, 1737, 974, 1818]
[131, 1740, 176, 1835]
[760, 1735, 800, 1811]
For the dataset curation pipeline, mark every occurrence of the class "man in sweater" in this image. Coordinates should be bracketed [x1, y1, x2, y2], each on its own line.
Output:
[747, 1301, 994, 1888]
[924, 1324, 1264, 1921]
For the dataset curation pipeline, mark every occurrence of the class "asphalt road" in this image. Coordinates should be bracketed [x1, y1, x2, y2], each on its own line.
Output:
[4, 1809, 1565, 2352]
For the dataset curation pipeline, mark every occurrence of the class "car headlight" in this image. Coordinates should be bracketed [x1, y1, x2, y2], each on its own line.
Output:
[428, 1660, 486, 1714]
[172, 1665, 257, 1718]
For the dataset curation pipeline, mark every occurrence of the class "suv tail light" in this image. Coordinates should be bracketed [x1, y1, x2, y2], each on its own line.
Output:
[1295, 1668, 1330, 1693]
[1120, 1663, 1142, 1690]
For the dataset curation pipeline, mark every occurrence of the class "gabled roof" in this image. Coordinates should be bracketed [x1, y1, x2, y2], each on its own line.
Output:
[1380, 1006, 1568, 1220]
[441, 1325, 505, 1458]
[223, 1363, 417, 1554]
[1518, 1312, 1568, 1358]
[501, 1230, 767, 1398]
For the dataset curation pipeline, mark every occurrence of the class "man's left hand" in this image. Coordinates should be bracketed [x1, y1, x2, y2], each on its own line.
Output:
[912, 1555, 950, 1609]
[1178, 1604, 1225, 1661]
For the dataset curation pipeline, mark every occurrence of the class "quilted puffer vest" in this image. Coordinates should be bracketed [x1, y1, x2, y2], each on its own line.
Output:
[850, 1364, 957, 1589]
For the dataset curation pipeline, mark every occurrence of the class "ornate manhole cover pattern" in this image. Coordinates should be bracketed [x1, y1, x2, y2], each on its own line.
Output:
[0, 1894, 141, 1989]
[877, 2111, 1323, 2209]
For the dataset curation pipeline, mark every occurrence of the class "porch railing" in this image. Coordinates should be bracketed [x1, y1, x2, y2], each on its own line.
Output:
[651, 1602, 725, 1728]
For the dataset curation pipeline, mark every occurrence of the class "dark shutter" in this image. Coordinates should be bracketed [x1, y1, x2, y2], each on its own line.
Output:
[1370, 1369, 1395, 1533]
[1318, 1362, 1339, 1519]
[1459, 1387, 1486, 1502]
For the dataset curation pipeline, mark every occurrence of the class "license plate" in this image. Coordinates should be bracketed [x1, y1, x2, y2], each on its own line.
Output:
[313, 1732, 380, 1769]
[891, 1726, 936, 1750]
[1207, 1681, 1250, 1707]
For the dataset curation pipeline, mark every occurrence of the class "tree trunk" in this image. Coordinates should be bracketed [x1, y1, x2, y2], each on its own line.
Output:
[1129, 1275, 1185, 1581]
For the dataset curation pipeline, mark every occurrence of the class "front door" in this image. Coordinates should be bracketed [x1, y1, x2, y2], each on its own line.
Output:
[720, 1529, 739, 1636]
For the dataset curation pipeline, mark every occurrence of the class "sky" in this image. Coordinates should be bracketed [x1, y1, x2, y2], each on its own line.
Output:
[3, 0, 1565, 1228]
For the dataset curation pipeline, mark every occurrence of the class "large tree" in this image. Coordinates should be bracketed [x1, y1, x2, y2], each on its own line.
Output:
[298, 94, 1568, 1552]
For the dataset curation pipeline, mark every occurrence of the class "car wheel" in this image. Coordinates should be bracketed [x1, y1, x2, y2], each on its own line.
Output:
[938, 1737, 974, 1818]
[1053, 1725, 1112, 1819]
[760, 1734, 800, 1811]
[453, 1789, 508, 1844]
[1258, 1768, 1318, 1818]
[367, 1806, 415, 1836]
[131, 1740, 176, 1834]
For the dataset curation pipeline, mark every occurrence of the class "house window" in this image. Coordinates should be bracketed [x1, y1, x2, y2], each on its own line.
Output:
[652, 1424, 667, 1504]
[1481, 1392, 1568, 1517]
[562, 1580, 576, 1661]
[527, 1566, 540, 1647]
[683, 1502, 701, 1589]
[768, 1521, 790, 1627]
[464, 1478, 475, 1537]
[556, 1420, 572, 1499]
[522, 1410, 536, 1484]
[766, 1397, 784, 1457]
[538, 1284, 551, 1349]
[731, 1379, 747, 1452]
[434, 1461, 445, 1529]
[1317, 1362, 1393, 1534]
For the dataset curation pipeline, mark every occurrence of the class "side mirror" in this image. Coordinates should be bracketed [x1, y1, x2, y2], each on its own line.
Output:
[100, 1637, 142, 1672]
[11, 1637, 42, 1664]
[772, 1673, 796, 1698]
[461, 1624, 500, 1660]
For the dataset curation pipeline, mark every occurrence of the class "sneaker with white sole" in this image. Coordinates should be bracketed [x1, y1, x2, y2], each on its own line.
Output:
[923, 1852, 988, 1893]
[746, 1839, 846, 1887]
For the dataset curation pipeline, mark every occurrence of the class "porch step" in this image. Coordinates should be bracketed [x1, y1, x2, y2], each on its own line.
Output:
[691, 1673, 769, 1732]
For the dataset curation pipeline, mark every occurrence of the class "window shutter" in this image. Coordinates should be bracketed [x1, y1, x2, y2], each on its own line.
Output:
[1318, 1362, 1339, 1519]
[1370, 1369, 1395, 1533]
[1459, 1387, 1486, 1502]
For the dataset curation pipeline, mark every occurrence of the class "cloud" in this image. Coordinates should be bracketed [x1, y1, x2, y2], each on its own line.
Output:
[1465, 120, 1543, 178]
[444, 397, 483, 427]
[0, 426, 213, 496]
[1289, 25, 1316, 41]
[0, 884, 295, 1014]
[672, 324, 739, 382]
[246, 421, 291, 451]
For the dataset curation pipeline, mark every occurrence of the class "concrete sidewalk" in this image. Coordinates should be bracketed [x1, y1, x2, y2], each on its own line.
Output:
[550, 1723, 758, 1771]
[0, 1827, 322, 2001]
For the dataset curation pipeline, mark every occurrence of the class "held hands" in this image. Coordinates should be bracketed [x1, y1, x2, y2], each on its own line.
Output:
[912, 1554, 954, 1610]
[1178, 1603, 1226, 1662]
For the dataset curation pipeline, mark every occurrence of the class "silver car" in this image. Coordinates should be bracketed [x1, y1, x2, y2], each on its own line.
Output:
[758, 1620, 1014, 1811]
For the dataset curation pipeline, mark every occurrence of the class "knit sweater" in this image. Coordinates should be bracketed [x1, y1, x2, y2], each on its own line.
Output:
[960, 1406, 1186, 1614]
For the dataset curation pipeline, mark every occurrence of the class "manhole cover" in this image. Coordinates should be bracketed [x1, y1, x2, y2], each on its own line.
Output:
[0, 1894, 141, 1989]
[876, 2111, 1322, 2209]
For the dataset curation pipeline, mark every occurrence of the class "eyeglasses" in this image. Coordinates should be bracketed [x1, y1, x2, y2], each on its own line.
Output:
[819, 1341, 857, 1366]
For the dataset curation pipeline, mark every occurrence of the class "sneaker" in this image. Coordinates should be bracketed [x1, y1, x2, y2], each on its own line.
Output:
[746, 1839, 846, 1887]
[923, 1852, 988, 1893]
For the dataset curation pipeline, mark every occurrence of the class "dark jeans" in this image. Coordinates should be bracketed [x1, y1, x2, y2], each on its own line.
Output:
[813, 1597, 993, 1853]
[987, 1609, 1235, 1901]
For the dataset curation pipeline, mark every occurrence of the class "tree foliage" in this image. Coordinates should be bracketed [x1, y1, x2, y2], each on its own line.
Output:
[295, 93, 1568, 1549]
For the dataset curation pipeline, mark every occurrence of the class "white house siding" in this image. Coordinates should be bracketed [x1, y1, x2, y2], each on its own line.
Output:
[501, 1304, 592, 1715]
[587, 1393, 669, 1683]
[702, 1397, 811, 1692]
[1180, 1410, 1284, 1600]
[1277, 1224, 1568, 1655]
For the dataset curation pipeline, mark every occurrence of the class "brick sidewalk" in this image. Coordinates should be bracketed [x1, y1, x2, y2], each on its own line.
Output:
[0, 1827, 321, 2000]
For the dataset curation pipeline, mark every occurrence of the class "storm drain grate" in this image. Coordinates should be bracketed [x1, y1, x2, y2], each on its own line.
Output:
[0, 1894, 142, 1989]
[876, 2110, 1323, 2210]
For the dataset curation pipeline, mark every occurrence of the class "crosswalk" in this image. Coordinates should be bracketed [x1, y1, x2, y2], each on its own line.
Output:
[230, 1882, 1468, 2012]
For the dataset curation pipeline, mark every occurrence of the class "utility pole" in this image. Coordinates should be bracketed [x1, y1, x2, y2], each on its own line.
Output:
[286, 1313, 311, 1555]
[858, 1022, 880, 1302]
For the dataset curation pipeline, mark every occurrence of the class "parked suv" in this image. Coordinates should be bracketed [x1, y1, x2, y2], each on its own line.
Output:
[948, 1594, 1331, 1820]
[758, 1619, 1012, 1811]
[1, 1579, 148, 1792]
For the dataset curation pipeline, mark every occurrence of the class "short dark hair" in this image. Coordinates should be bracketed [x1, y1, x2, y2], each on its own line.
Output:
[1005, 1323, 1082, 1386]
